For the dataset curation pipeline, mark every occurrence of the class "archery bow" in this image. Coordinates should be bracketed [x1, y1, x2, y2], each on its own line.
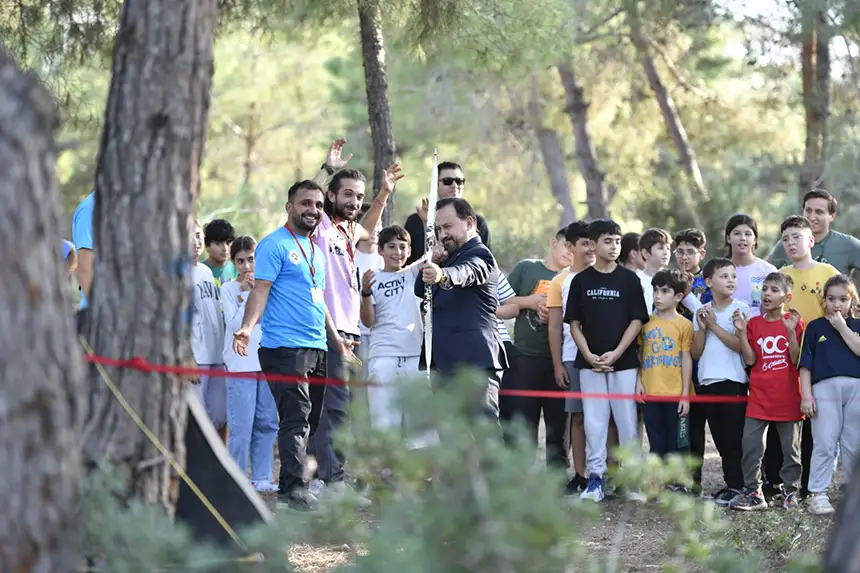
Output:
[424, 150, 438, 380]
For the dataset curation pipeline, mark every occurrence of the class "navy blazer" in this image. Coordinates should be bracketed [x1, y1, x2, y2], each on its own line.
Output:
[414, 236, 508, 374]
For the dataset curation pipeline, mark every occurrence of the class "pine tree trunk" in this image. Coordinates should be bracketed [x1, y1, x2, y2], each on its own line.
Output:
[530, 75, 576, 226]
[557, 61, 613, 221]
[0, 47, 83, 572]
[625, 0, 707, 228]
[800, 8, 830, 197]
[82, 0, 218, 512]
[358, 0, 396, 227]
[824, 457, 860, 571]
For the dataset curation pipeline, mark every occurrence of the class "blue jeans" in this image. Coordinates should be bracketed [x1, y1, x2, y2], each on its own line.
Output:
[226, 375, 278, 482]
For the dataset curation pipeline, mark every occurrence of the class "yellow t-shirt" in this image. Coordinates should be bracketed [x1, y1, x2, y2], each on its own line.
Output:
[780, 263, 840, 324]
[639, 315, 693, 396]
[546, 267, 571, 309]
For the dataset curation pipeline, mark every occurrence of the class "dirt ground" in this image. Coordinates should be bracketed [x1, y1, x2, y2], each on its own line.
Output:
[260, 426, 839, 572]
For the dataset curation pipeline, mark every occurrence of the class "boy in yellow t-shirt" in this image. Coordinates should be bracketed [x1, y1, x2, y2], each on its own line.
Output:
[636, 269, 693, 462]
[778, 216, 840, 325]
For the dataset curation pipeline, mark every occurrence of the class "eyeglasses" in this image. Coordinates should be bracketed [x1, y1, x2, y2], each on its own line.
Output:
[674, 248, 699, 258]
[440, 177, 466, 186]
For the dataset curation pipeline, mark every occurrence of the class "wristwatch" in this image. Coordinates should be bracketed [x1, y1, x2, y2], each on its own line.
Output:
[438, 272, 451, 289]
[361, 290, 372, 298]
[321, 163, 335, 175]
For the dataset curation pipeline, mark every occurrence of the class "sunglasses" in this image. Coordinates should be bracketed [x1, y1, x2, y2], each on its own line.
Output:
[440, 177, 466, 186]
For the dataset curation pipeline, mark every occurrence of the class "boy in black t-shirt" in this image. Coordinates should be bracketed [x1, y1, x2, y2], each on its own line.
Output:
[564, 219, 650, 502]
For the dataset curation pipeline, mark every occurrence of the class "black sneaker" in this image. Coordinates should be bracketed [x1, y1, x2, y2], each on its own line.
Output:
[713, 487, 742, 507]
[730, 489, 768, 511]
[762, 481, 782, 503]
[277, 489, 318, 512]
[563, 474, 588, 497]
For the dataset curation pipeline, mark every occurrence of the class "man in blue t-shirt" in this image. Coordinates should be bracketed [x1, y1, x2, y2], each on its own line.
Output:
[72, 192, 95, 309]
[232, 180, 356, 512]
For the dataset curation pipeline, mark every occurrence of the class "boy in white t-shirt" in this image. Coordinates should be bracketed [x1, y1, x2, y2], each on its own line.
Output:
[191, 220, 228, 439]
[691, 257, 750, 507]
[636, 228, 673, 313]
[547, 221, 595, 495]
[359, 225, 425, 440]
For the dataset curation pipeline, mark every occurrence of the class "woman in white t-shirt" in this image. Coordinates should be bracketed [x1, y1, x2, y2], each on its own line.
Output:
[725, 214, 777, 317]
[222, 236, 279, 492]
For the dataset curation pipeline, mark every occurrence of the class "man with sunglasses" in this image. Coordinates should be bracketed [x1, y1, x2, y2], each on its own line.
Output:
[404, 161, 491, 265]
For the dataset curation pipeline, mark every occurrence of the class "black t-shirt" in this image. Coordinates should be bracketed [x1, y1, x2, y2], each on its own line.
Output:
[564, 265, 650, 371]
[404, 212, 491, 265]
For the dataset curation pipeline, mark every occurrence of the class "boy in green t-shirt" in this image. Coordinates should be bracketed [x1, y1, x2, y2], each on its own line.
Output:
[203, 218, 239, 288]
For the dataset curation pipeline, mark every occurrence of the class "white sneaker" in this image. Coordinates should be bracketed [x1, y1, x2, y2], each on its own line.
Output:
[310, 478, 327, 497]
[252, 480, 278, 493]
[579, 474, 605, 502]
[626, 490, 647, 503]
[808, 493, 835, 515]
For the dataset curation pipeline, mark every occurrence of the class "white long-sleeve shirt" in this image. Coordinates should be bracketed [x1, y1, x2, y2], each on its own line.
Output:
[221, 279, 262, 372]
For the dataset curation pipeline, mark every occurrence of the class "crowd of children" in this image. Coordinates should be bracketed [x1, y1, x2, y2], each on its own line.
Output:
[551, 210, 858, 515]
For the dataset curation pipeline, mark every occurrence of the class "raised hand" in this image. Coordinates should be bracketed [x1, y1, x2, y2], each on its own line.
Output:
[826, 309, 848, 332]
[419, 261, 444, 285]
[380, 162, 404, 196]
[361, 269, 377, 296]
[782, 308, 802, 331]
[418, 197, 429, 224]
[326, 137, 353, 170]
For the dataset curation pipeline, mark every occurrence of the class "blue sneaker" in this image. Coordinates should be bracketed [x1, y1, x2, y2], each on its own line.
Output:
[579, 473, 605, 502]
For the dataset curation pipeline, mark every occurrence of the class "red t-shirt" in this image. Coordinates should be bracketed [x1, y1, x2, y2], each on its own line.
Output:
[746, 315, 805, 421]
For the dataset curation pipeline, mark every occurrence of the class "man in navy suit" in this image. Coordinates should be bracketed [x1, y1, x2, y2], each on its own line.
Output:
[414, 197, 508, 421]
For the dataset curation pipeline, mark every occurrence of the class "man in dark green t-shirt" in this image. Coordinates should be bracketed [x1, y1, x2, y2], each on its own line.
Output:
[203, 218, 239, 288]
[504, 226, 574, 470]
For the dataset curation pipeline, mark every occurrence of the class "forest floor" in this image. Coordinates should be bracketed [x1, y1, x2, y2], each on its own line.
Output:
[259, 428, 839, 572]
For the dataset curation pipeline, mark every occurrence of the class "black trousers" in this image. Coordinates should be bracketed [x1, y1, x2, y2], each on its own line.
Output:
[696, 381, 748, 490]
[258, 346, 326, 493]
[499, 341, 519, 423]
[643, 402, 689, 458]
[502, 353, 568, 470]
[763, 418, 813, 493]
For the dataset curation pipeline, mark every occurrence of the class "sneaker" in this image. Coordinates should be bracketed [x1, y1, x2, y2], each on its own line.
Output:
[808, 493, 835, 515]
[713, 487, 742, 507]
[667, 484, 691, 495]
[252, 480, 278, 493]
[320, 480, 373, 508]
[563, 474, 588, 497]
[762, 481, 782, 503]
[730, 489, 767, 511]
[626, 490, 647, 503]
[309, 478, 326, 497]
[277, 489, 318, 512]
[579, 474, 605, 502]
[782, 491, 799, 510]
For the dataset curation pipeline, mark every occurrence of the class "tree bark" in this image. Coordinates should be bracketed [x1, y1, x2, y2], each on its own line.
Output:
[242, 33, 260, 187]
[530, 75, 576, 226]
[358, 0, 396, 227]
[824, 457, 860, 571]
[83, 0, 218, 513]
[799, 7, 830, 197]
[557, 61, 613, 221]
[625, 0, 708, 227]
[0, 46, 83, 572]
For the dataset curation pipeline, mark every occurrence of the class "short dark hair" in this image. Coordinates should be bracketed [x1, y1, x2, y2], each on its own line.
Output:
[588, 218, 622, 242]
[780, 215, 812, 234]
[639, 228, 672, 253]
[230, 235, 257, 260]
[703, 257, 735, 279]
[288, 179, 324, 202]
[674, 228, 706, 250]
[724, 213, 759, 256]
[437, 161, 462, 173]
[620, 232, 641, 264]
[555, 226, 569, 240]
[328, 168, 367, 194]
[378, 225, 410, 246]
[564, 221, 590, 244]
[203, 219, 235, 246]
[652, 268, 688, 295]
[803, 190, 837, 215]
[436, 197, 476, 222]
[763, 271, 793, 293]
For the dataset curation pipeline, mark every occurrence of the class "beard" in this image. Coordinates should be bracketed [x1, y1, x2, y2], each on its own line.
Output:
[334, 200, 359, 221]
[292, 212, 320, 233]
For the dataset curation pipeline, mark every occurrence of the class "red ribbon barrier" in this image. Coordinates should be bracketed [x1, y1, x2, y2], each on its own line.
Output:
[82, 353, 750, 403]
